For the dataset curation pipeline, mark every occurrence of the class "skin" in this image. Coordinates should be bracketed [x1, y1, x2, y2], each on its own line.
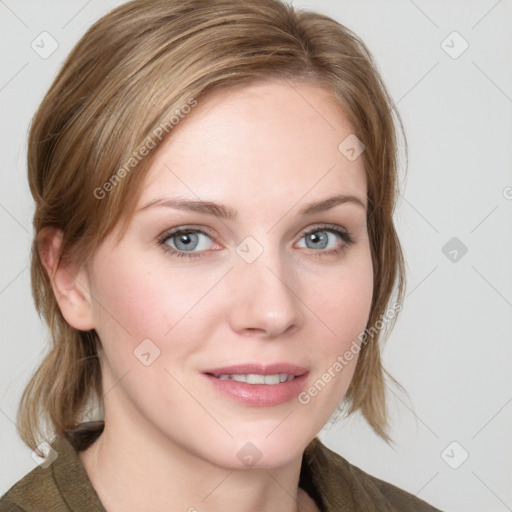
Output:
[42, 80, 373, 512]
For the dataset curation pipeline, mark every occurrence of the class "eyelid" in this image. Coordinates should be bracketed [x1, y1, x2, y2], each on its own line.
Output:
[157, 224, 217, 241]
[299, 222, 350, 238]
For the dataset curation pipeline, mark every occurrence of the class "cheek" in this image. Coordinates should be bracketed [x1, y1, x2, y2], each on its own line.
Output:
[90, 267, 164, 341]
[88, 234, 373, 362]
[314, 251, 373, 350]
[87, 250, 229, 376]
[298, 259, 372, 418]
[89, 251, 196, 336]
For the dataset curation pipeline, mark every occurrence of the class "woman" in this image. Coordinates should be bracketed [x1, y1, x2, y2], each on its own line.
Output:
[1, 0, 442, 510]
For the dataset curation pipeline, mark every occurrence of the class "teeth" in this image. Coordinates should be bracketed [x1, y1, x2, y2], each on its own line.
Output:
[264, 374, 279, 385]
[215, 373, 295, 384]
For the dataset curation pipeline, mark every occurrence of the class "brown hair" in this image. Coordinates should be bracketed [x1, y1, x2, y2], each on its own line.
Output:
[19, 0, 407, 452]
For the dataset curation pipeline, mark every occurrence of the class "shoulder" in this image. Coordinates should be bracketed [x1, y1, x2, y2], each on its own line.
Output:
[0, 498, 24, 512]
[0, 461, 64, 512]
[303, 437, 443, 512]
[0, 423, 105, 512]
[339, 455, 442, 511]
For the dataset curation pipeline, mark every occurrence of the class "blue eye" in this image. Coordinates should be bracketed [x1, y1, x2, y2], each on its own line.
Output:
[158, 228, 215, 259]
[157, 224, 354, 260]
[297, 227, 353, 251]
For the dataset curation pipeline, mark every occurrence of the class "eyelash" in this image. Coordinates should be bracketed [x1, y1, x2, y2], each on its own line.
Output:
[156, 223, 355, 260]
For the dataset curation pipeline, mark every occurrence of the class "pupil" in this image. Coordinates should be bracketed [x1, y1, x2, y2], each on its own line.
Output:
[174, 232, 198, 251]
[307, 231, 327, 249]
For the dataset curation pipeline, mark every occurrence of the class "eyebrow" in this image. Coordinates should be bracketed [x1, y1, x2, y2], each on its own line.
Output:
[138, 193, 366, 220]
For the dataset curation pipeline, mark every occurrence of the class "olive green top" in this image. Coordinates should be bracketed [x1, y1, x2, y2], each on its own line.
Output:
[1, 421, 442, 511]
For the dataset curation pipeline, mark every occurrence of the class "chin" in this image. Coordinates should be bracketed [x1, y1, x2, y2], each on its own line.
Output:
[205, 425, 317, 470]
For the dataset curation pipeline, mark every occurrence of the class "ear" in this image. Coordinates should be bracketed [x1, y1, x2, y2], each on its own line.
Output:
[38, 227, 96, 331]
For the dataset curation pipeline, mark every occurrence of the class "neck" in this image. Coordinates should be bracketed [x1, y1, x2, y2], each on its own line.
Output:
[78, 413, 318, 512]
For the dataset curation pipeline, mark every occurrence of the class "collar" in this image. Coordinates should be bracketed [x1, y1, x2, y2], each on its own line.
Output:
[51, 429, 106, 511]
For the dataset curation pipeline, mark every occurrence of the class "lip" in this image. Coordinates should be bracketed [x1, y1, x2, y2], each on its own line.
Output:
[202, 363, 309, 407]
[203, 363, 308, 376]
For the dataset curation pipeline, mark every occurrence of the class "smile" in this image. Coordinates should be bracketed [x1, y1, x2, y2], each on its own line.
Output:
[212, 373, 296, 384]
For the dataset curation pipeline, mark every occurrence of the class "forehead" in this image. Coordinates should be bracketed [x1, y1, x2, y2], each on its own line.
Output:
[139, 80, 367, 214]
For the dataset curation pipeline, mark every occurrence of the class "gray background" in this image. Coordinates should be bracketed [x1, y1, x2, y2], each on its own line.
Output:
[1, 1, 511, 511]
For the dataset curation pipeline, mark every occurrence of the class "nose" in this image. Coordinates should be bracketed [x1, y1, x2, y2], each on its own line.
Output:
[227, 249, 304, 339]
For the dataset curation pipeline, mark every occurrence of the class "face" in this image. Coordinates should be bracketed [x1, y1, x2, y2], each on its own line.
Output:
[83, 80, 373, 469]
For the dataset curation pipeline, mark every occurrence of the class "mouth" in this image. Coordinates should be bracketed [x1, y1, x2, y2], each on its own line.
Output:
[207, 373, 297, 384]
[203, 363, 307, 382]
[202, 363, 309, 406]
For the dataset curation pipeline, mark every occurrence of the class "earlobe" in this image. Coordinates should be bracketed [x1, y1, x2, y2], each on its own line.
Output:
[38, 227, 96, 331]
